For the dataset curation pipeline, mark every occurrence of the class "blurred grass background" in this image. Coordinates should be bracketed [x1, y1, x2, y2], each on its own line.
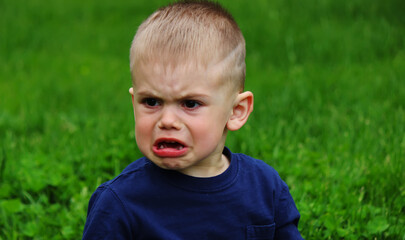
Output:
[0, 0, 404, 239]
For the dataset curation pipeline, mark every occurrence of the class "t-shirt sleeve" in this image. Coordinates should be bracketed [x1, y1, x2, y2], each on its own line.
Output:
[82, 185, 134, 240]
[274, 181, 304, 240]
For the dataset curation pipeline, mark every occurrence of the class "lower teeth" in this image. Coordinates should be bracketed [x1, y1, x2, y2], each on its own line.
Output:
[158, 143, 184, 150]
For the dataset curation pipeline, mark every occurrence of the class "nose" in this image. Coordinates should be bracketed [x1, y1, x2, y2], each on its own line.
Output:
[157, 106, 181, 130]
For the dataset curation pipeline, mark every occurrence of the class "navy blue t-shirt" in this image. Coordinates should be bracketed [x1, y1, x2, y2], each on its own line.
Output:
[82, 147, 303, 239]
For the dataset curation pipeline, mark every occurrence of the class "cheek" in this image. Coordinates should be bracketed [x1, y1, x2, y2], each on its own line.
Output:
[189, 114, 227, 142]
[134, 114, 154, 141]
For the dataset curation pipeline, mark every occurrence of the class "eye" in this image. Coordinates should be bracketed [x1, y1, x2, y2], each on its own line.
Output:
[182, 100, 201, 109]
[142, 98, 160, 107]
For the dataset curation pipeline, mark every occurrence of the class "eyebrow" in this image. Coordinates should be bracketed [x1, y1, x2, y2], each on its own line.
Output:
[135, 90, 158, 97]
[135, 90, 209, 100]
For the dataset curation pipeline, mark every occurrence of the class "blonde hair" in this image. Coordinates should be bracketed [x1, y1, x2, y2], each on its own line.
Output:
[130, 0, 246, 91]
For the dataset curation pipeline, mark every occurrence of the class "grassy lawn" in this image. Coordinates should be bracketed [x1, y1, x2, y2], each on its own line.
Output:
[0, 0, 404, 239]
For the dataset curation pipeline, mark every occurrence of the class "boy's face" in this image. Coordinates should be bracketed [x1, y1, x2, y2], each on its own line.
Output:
[130, 62, 238, 177]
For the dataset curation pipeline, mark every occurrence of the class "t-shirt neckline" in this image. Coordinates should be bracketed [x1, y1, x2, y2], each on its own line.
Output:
[150, 147, 239, 193]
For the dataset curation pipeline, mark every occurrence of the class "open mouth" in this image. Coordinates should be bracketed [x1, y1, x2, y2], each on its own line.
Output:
[157, 141, 184, 150]
[153, 138, 188, 157]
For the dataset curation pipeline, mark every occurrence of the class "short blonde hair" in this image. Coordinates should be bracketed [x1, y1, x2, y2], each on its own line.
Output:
[130, 0, 246, 91]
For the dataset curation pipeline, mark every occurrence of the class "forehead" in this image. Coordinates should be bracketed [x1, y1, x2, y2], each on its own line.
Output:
[132, 61, 226, 90]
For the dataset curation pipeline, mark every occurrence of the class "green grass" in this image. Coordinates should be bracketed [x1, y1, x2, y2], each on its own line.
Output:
[0, 0, 404, 239]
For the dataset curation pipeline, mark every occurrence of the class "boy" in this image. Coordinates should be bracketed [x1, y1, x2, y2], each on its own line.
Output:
[83, 1, 303, 239]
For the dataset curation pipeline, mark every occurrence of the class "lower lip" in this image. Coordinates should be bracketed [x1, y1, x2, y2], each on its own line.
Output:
[152, 146, 188, 157]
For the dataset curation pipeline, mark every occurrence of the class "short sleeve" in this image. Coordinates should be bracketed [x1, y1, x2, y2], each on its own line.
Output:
[274, 182, 304, 240]
[82, 186, 134, 240]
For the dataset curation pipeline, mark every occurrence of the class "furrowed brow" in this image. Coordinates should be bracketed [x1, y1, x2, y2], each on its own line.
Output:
[178, 93, 209, 100]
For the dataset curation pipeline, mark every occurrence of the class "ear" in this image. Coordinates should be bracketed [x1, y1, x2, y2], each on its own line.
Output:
[129, 87, 135, 104]
[129, 87, 136, 116]
[226, 91, 254, 131]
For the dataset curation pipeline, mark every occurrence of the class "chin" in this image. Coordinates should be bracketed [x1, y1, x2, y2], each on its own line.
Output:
[160, 160, 186, 171]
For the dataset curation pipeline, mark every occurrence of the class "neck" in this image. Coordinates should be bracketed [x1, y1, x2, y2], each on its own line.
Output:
[179, 154, 230, 178]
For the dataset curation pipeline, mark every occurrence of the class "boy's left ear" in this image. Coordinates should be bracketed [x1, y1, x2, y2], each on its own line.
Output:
[226, 91, 254, 131]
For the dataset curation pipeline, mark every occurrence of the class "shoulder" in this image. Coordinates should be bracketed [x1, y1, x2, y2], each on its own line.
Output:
[107, 157, 151, 185]
[88, 157, 152, 202]
[232, 152, 280, 177]
[86, 157, 156, 210]
[119, 157, 151, 176]
[97, 157, 155, 194]
[230, 150, 288, 192]
[84, 157, 153, 238]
